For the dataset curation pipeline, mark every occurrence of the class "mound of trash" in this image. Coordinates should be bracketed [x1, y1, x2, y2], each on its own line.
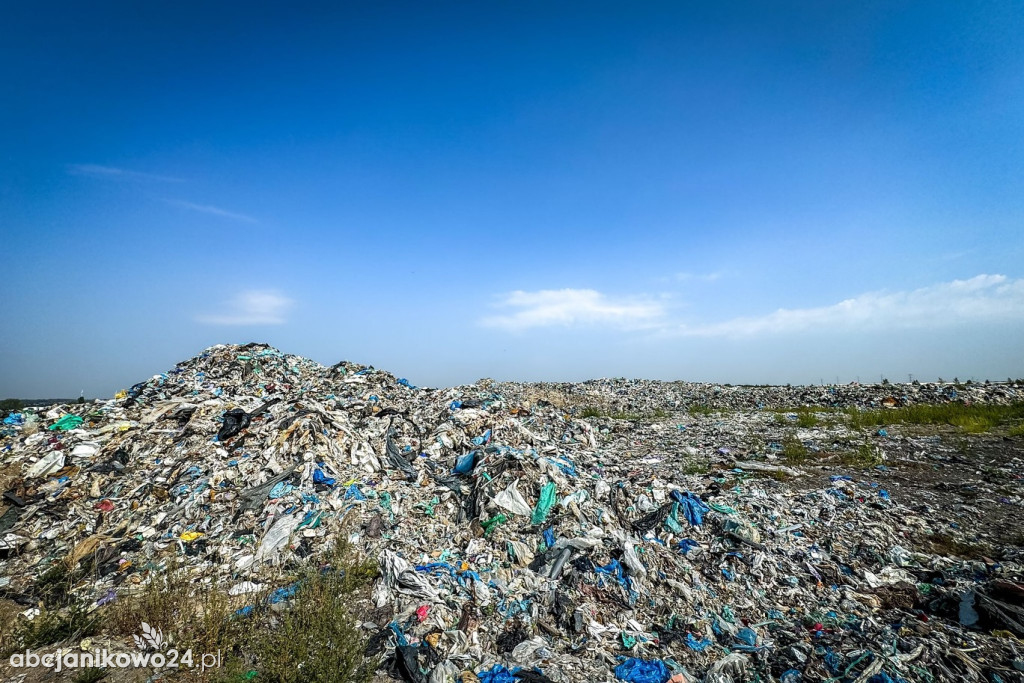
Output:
[1, 343, 1023, 682]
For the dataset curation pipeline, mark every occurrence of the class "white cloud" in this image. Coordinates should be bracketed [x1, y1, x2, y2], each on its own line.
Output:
[481, 289, 664, 331]
[165, 199, 258, 224]
[673, 271, 722, 282]
[674, 274, 1024, 337]
[197, 290, 294, 325]
[482, 275, 1024, 337]
[67, 163, 183, 182]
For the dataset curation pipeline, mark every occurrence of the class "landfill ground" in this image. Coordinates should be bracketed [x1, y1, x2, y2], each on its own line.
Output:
[1, 344, 1023, 683]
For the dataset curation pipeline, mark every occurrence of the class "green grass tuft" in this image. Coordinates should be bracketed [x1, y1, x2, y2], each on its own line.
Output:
[796, 411, 820, 428]
[233, 554, 379, 682]
[846, 402, 1024, 433]
[2, 603, 101, 654]
[839, 444, 883, 468]
[72, 668, 109, 683]
[782, 436, 811, 464]
[772, 406, 844, 429]
[680, 459, 709, 475]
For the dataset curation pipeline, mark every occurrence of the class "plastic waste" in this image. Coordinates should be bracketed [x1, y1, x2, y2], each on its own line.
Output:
[530, 481, 556, 525]
[217, 407, 250, 441]
[1, 343, 1022, 683]
[48, 414, 83, 431]
[614, 657, 672, 683]
[493, 480, 533, 516]
[671, 490, 710, 527]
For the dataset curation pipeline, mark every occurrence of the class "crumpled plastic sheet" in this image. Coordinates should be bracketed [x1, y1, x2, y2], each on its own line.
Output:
[376, 550, 442, 606]
[216, 407, 250, 441]
[530, 481, 556, 525]
[703, 653, 747, 683]
[493, 480, 533, 516]
[614, 657, 672, 683]
[48, 413, 83, 431]
[386, 430, 417, 481]
[671, 490, 710, 527]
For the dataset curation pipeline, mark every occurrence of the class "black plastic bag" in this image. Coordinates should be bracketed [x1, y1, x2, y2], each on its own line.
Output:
[217, 408, 251, 441]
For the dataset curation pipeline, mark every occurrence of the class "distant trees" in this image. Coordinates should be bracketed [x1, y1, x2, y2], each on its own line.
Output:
[0, 398, 25, 417]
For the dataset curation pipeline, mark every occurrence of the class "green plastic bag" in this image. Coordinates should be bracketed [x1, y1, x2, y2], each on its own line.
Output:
[48, 414, 84, 431]
[530, 482, 557, 525]
[482, 514, 507, 536]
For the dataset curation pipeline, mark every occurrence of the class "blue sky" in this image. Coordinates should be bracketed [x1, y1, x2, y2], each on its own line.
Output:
[2, 2, 1023, 397]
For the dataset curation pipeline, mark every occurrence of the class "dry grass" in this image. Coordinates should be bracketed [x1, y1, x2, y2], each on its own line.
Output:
[3, 543, 378, 683]
[107, 544, 378, 682]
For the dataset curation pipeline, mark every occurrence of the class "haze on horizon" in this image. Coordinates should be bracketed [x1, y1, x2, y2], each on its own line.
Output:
[1, 2, 1023, 399]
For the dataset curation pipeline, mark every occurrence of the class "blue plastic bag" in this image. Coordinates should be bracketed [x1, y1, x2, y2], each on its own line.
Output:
[454, 452, 477, 474]
[477, 664, 520, 683]
[677, 538, 700, 553]
[685, 633, 712, 651]
[595, 559, 627, 587]
[344, 483, 366, 501]
[736, 627, 757, 646]
[614, 657, 671, 683]
[670, 490, 710, 527]
[268, 481, 294, 499]
[313, 467, 336, 487]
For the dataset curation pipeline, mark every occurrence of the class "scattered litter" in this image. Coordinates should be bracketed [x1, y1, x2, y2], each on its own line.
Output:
[1, 344, 1022, 682]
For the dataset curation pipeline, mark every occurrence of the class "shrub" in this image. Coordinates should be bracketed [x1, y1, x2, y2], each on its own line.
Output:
[2, 603, 101, 654]
[0, 398, 25, 417]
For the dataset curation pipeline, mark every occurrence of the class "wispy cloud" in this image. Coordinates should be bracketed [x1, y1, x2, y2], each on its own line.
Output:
[67, 163, 183, 182]
[672, 271, 723, 282]
[197, 290, 294, 325]
[164, 199, 258, 224]
[482, 275, 1024, 337]
[673, 274, 1024, 337]
[481, 289, 664, 331]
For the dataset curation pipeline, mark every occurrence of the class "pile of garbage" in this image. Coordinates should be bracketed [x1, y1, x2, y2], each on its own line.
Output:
[1, 343, 1022, 682]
